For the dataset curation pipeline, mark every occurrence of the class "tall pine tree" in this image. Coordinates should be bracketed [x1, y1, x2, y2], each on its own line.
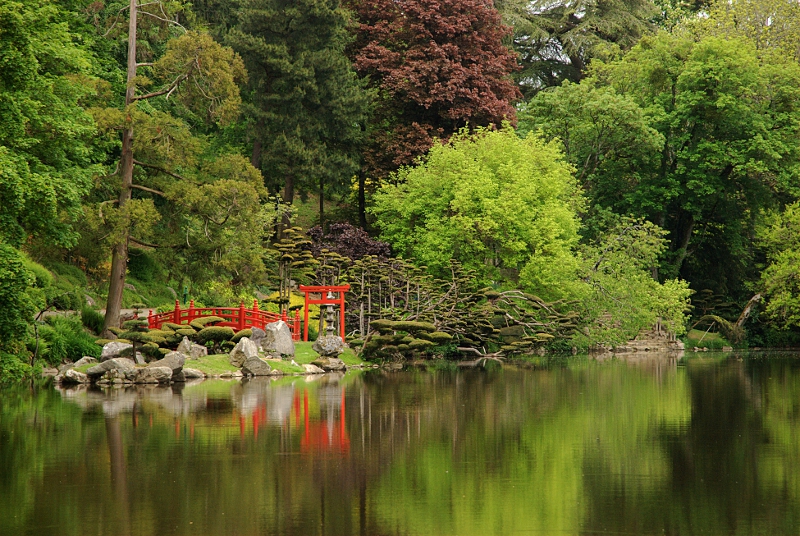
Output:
[228, 0, 372, 226]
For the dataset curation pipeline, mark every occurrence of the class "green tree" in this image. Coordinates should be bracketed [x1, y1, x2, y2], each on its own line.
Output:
[757, 203, 800, 329]
[570, 217, 692, 345]
[495, 0, 657, 95]
[518, 81, 664, 207]
[227, 0, 372, 225]
[0, 0, 101, 248]
[371, 127, 583, 290]
[91, 0, 254, 333]
[0, 244, 38, 354]
[701, 0, 800, 62]
[528, 33, 800, 299]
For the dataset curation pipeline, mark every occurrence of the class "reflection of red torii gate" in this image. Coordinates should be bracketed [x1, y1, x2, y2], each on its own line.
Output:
[298, 284, 350, 341]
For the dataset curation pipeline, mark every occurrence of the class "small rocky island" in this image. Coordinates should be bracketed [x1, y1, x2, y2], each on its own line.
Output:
[55, 320, 354, 386]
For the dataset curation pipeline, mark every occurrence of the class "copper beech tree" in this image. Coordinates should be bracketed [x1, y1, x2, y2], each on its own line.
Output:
[345, 0, 521, 224]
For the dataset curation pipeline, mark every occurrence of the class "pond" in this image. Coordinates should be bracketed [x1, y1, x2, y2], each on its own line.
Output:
[2, 351, 800, 536]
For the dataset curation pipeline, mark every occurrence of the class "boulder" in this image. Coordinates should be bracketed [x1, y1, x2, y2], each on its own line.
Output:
[87, 358, 136, 379]
[263, 321, 295, 357]
[172, 370, 186, 383]
[101, 342, 133, 361]
[148, 351, 185, 375]
[249, 327, 266, 349]
[229, 337, 259, 368]
[73, 356, 98, 368]
[183, 368, 205, 379]
[241, 356, 272, 376]
[302, 364, 326, 374]
[59, 369, 90, 384]
[190, 343, 207, 359]
[311, 357, 346, 372]
[131, 367, 172, 384]
[177, 336, 208, 359]
[177, 336, 193, 355]
[312, 335, 344, 357]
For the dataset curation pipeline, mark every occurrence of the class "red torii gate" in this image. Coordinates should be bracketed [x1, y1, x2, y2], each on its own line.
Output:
[298, 284, 350, 341]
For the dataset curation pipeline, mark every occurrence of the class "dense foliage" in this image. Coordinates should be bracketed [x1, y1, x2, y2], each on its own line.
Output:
[3, 0, 800, 376]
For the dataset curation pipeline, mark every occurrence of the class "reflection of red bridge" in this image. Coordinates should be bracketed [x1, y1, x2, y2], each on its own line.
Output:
[147, 299, 301, 340]
[236, 389, 350, 454]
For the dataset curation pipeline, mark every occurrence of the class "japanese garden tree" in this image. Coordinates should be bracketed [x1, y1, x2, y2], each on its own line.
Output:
[89, 0, 262, 334]
[346, 0, 520, 225]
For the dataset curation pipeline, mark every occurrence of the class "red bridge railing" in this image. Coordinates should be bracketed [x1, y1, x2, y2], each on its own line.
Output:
[147, 299, 301, 341]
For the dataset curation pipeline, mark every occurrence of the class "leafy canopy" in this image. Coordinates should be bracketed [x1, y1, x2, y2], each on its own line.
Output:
[371, 127, 583, 290]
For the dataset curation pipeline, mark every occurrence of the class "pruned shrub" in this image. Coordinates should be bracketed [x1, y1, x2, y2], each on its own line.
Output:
[197, 326, 235, 353]
[190, 315, 225, 330]
[232, 329, 252, 343]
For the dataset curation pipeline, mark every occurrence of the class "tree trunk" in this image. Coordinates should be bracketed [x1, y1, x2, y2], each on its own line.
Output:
[102, 0, 137, 335]
[672, 211, 694, 276]
[358, 169, 367, 230]
[280, 174, 294, 232]
[319, 176, 324, 232]
[250, 135, 262, 170]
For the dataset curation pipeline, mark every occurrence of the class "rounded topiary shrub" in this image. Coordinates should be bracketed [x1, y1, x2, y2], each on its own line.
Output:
[232, 329, 252, 343]
[190, 316, 225, 330]
[197, 326, 235, 353]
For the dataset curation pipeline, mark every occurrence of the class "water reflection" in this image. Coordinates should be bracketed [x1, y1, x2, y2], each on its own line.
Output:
[2, 353, 800, 535]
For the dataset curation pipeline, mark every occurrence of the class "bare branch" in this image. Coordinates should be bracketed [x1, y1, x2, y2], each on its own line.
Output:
[133, 159, 191, 182]
[131, 183, 166, 196]
[139, 8, 187, 31]
[130, 236, 175, 249]
[132, 72, 189, 101]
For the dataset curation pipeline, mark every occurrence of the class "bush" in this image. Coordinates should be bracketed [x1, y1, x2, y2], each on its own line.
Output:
[190, 316, 225, 330]
[38, 316, 101, 365]
[197, 326, 235, 353]
[81, 307, 105, 335]
[232, 329, 252, 343]
[0, 352, 31, 384]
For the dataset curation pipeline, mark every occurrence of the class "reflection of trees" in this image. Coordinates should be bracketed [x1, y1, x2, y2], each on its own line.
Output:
[581, 358, 800, 535]
[4, 359, 800, 536]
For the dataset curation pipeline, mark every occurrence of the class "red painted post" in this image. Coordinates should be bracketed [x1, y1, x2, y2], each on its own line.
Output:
[239, 301, 246, 331]
[294, 310, 301, 341]
[303, 301, 310, 342]
[339, 291, 346, 340]
[189, 300, 195, 324]
[173, 300, 181, 324]
[253, 299, 259, 312]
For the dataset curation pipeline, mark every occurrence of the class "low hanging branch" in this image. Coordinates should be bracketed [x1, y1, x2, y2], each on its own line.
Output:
[133, 159, 192, 182]
[131, 184, 165, 196]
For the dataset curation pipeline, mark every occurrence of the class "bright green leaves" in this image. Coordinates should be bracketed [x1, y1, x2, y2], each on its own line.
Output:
[0, 244, 37, 353]
[153, 31, 247, 125]
[576, 218, 692, 345]
[758, 204, 800, 328]
[372, 127, 583, 289]
[0, 0, 101, 249]
[526, 31, 800, 298]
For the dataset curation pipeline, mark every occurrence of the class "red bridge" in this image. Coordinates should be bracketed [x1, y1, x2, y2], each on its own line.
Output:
[147, 300, 302, 341]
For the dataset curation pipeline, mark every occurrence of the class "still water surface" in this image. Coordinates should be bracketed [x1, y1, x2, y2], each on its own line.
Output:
[2, 352, 800, 535]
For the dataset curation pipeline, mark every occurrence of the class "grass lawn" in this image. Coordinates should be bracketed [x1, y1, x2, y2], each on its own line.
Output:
[685, 328, 731, 349]
[189, 341, 365, 376]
